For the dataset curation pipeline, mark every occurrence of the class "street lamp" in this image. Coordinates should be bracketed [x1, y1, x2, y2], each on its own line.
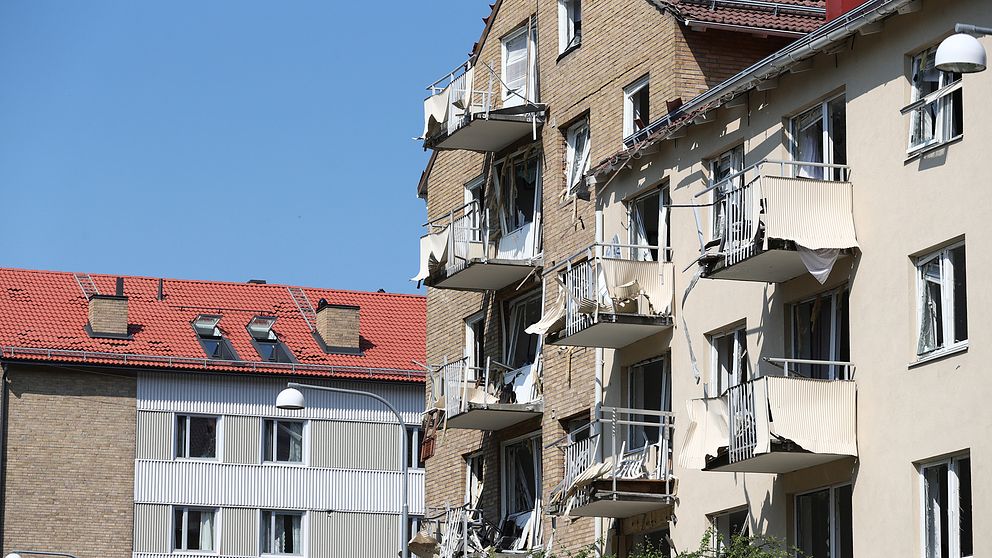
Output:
[936, 23, 991, 73]
[276, 382, 410, 558]
[6, 552, 79, 558]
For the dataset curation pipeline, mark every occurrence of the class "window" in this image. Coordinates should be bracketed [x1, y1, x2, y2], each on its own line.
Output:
[565, 118, 591, 195]
[627, 357, 671, 449]
[627, 529, 671, 557]
[406, 427, 424, 469]
[174, 507, 216, 552]
[921, 454, 972, 558]
[261, 510, 303, 555]
[791, 95, 847, 180]
[629, 188, 669, 262]
[624, 76, 650, 139]
[558, 0, 581, 53]
[176, 415, 217, 459]
[192, 314, 238, 360]
[263, 419, 304, 463]
[502, 435, 542, 549]
[791, 288, 850, 380]
[465, 452, 484, 507]
[464, 176, 485, 242]
[506, 292, 543, 370]
[907, 46, 963, 153]
[709, 145, 744, 240]
[502, 24, 537, 107]
[917, 243, 967, 356]
[495, 152, 541, 233]
[795, 484, 853, 558]
[711, 507, 749, 550]
[710, 325, 748, 395]
[247, 316, 295, 363]
[465, 312, 485, 376]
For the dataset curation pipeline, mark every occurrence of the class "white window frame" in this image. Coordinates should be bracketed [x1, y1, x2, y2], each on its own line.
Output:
[794, 483, 853, 558]
[499, 433, 542, 530]
[905, 46, 963, 154]
[709, 506, 749, 550]
[708, 324, 748, 397]
[623, 76, 650, 140]
[628, 187, 670, 262]
[626, 356, 671, 450]
[789, 287, 850, 380]
[505, 290, 543, 371]
[173, 506, 219, 553]
[175, 414, 220, 461]
[919, 454, 972, 558]
[261, 418, 306, 465]
[494, 149, 542, 236]
[260, 510, 305, 557]
[465, 451, 484, 508]
[464, 176, 485, 242]
[557, 0, 581, 54]
[464, 311, 485, 378]
[708, 145, 744, 241]
[565, 118, 591, 196]
[915, 241, 967, 358]
[501, 23, 537, 107]
[790, 94, 846, 180]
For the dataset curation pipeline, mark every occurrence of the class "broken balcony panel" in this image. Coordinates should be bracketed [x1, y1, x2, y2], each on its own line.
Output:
[543, 243, 674, 349]
[430, 359, 542, 432]
[700, 160, 858, 284]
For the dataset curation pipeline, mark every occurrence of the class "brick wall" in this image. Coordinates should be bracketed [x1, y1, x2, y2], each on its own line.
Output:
[2, 364, 136, 558]
[316, 304, 360, 352]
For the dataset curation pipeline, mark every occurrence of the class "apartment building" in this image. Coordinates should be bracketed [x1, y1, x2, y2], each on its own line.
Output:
[0, 269, 426, 558]
[412, 0, 824, 555]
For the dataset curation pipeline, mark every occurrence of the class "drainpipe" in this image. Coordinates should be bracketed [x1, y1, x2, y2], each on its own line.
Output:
[0, 363, 8, 546]
[594, 207, 606, 554]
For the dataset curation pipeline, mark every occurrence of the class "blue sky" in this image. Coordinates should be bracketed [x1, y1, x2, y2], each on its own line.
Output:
[0, 1, 488, 294]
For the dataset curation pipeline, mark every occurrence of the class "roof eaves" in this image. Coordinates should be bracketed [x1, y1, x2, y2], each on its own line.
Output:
[470, 1, 503, 66]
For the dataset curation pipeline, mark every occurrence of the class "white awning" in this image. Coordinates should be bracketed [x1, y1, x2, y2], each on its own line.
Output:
[761, 176, 859, 250]
[679, 397, 729, 470]
[599, 260, 675, 315]
[411, 228, 450, 282]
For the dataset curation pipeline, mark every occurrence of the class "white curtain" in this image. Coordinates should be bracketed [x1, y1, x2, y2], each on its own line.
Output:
[795, 109, 824, 179]
[567, 124, 590, 194]
[199, 511, 214, 551]
[630, 207, 651, 261]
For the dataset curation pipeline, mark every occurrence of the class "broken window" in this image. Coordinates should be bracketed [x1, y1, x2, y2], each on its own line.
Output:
[923, 455, 972, 558]
[791, 95, 847, 180]
[627, 357, 670, 449]
[464, 311, 485, 377]
[502, 22, 538, 107]
[907, 46, 963, 153]
[709, 145, 744, 241]
[507, 292, 543, 370]
[502, 435, 542, 550]
[496, 152, 540, 234]
[917, 242, 967, 356]
[558, 0, 581, 53]
[565, 118, 590, 196]
[711, 507, 749, 550]
[629, 188, 669, 262]
[465, 452, 484, 508]
[709, 325, 748, 396]
[627, 528, 671, 558]
[791, 288, 850, 380]
[796, 484, 853, 558]
[624, 76, 650, 139]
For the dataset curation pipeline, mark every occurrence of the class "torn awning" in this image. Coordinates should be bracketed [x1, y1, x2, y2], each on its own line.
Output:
[678, 397, 729, 470]
[526, 285, 565, 336]
[599, 260, 675, 315]
[761, 176, 858, 250]
[411, 228, 450, 282]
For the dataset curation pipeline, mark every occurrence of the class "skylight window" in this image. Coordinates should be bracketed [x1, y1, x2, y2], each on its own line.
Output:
[191, 314, 238, 361]
[247, 315, 295, 363]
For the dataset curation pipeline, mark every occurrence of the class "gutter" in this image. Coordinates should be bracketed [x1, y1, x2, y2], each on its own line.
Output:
[683, 19, 807, 38]
[591, 0, 921, 179]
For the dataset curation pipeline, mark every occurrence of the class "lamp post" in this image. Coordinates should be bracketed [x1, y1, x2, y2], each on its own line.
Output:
[5, 552, 79, 558]
[936, 23, 992, 73]
[276, 382, 410, 558]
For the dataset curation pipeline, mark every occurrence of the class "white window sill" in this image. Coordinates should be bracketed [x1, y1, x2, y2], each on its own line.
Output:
[905, 134, 963, 162]
[908, 342, 968, 368]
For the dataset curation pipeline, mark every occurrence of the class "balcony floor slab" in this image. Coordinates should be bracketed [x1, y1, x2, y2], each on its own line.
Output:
[569, 479, 676, 519]
[548, 314, 673, 348]
[705, 449, 851, 473]
[445, 401, 543, 431]
[427, 259, 540, 292]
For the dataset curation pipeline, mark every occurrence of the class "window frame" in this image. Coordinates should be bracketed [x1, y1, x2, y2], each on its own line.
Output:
[504, 290, 544, 372]
[464, 311, 485, 379]
[501, 23, 537, 107]
[789, 287, 850, 380]
[708, 324, 748, 397]
[192, 315, 239, 361]
[919, 453, 972, 558]
[623, 75, 650, 140]
[261, 418, 306, 465]
[709, 506, 749, 551]
[175, 414, 220, 461]
[626, 355, 671, 450]
[915, 241, 968, 359]
[627, 187, 670, 262]
[708, 145, 744, 241]
[499, 432, 542, 520]
[905, 46, 963, 155]
[789, 94, 847, 180]
[260, 509, 305, 557]
[173, 506, 219, 554]
[565, 118, 591, 196]
[494, 149, 542, 235]
[557, 0, 582, 54]
[465, 451, 484, 508]
[793, 483, 853, 558]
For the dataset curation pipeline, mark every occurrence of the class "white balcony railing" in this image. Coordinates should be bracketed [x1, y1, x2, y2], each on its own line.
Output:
[423, 60, 498, 140]
[431, 357, 540, 419]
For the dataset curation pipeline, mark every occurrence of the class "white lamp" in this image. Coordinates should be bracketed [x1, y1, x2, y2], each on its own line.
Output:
[275, 387, 305, 410]
[936, 33, 987, 73]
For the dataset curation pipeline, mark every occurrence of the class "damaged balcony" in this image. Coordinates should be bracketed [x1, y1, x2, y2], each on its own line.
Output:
[699, 160, 858, 283]
[681, 359, 857, 474]
[549, 407, 676, 519]
[430, 358, 542, 431]
[537, 243, 675, 349]
[414, 502, 543, 558]
[422, 60, 546, 153]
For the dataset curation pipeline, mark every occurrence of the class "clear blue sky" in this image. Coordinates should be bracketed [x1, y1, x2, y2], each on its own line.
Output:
[0, 1, 488, 295]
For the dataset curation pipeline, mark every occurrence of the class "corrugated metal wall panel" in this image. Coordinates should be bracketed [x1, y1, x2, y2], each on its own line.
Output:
[133, 503, 170, 553]
[221, 507, 259, 557]
[134, 460, 424, 515]
[137, 373, 423, 426]
[224, 415, 261, 464]
[136, 411, 173, 460]
[310, 511, 401, 558]
[310, 420, 401, 470]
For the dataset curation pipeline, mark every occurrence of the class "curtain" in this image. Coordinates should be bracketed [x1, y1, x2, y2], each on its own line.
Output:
[917, 261, 941, 355]
[630, 206, 651, 261]
[286, 422, 303, 462]
[567, 125, 590, 193]
[199, 511, 214, 551]
[796, 109, 824, 179]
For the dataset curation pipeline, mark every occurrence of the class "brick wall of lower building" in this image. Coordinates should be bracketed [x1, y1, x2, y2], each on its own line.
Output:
[2, 364, 136, 558]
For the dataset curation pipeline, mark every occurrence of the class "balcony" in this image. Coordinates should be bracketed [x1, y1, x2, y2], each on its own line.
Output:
[421, 61, 546, 153]
[430, 358, 542, 431]
[549, 407, 676, 519]
[415, 504, 542, 558]
[541, 243, 674, 349]
[698, 160, 858, 283]
[681, 360, 857, 474]
[413, 199, 541, 292]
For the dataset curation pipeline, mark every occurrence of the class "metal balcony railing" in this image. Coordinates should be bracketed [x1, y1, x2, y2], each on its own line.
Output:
[424, 60, 498, 139]
[424, 199, 489, 273]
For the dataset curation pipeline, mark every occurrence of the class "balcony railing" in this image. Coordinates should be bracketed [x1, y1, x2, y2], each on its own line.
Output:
[697, 159, 858, 282]
[429, 357, 542, 431]
[541, 243, 674, 348]
[550, 407, 675, 518]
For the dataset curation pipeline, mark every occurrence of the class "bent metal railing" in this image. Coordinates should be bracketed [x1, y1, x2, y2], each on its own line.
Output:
[425, 59, 498, 139]
[424, 199, 489, 274]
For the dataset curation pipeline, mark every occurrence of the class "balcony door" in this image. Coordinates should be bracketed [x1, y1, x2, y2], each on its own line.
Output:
[791, 95, 847, 180]
[791, 288, 850, 380]
[796, 484, 853, 558]
[710, 145, 744, 241]
[501, 23, 538, 108]
[628, 187, 670, 262]
[627, 357, 671, 450]
[501, 434, 542, 550]
[504, 292, 542, 403]
[496, 152, 542, 260]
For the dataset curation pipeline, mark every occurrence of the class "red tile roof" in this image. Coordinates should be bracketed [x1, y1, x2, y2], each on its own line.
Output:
[659, 0, 827, 35]
[0, 268, 426, 383]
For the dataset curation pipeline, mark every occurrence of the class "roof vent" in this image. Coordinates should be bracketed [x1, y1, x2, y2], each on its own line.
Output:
[87, 277, 130, 339]
[315, 301, 361, 355]
[248, 279, 267, 285]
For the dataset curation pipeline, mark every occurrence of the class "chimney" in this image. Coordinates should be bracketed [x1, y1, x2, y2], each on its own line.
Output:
[826, 0, 869, 21]
[315, 299, 361, 354]
[88, 277, 129, 337]
[157, 278, 164, 301]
